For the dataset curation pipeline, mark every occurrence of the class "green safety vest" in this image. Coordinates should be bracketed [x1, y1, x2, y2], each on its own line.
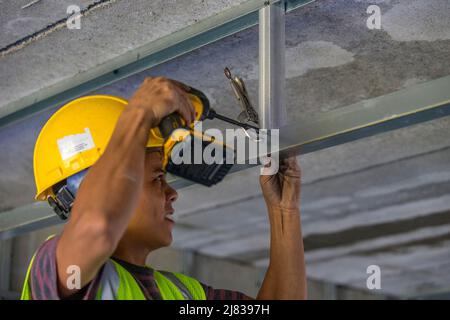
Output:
[21, 239, 206, 300]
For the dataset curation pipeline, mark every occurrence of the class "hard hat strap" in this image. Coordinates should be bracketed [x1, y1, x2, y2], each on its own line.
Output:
[49, 169, 88, 220]
[48, 185, 73, 220]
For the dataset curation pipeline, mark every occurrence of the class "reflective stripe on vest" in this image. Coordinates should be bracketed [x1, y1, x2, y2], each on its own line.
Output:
[20, 252, 36, 300]
[97, 259, 206, 300]
[158, 271, 191, 299]
[96, 260, 146, 300]
[21, 247, 206, 300]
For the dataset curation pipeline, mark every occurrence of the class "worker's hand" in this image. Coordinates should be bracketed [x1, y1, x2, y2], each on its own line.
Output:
[128, 77, 196, 128]
[260, 156, 301, 211]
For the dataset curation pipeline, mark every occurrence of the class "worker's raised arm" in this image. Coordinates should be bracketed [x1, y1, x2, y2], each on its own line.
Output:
[257, 156, 307, 300]
[56, 77, 195, 298]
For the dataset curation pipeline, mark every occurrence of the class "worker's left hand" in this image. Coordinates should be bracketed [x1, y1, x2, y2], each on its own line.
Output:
[259, 156, 301, 211]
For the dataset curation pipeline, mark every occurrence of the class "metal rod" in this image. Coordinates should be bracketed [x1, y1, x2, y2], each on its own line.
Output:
[258, 2, 287, 130]
[211, 111, 260, 131]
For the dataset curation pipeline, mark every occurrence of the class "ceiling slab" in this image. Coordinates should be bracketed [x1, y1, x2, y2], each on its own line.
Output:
[0, 0, 100, 48]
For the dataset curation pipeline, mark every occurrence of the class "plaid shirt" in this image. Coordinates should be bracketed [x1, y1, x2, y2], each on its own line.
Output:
[28, 236, 251, 300]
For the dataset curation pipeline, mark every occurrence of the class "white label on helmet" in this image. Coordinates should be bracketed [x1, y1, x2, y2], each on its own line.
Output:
[57, 128, 96, 161]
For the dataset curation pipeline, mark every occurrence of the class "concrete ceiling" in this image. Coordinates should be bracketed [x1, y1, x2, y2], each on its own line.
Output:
[1, 0, 450, 298]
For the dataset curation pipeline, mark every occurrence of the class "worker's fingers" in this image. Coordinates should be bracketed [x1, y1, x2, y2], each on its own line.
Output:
[260, 157, 282, 196]
[179, 87, 196, 123]
[152, 77, 194, 123]
[285, 156, 300, 170]
[282, 176, 300, 207]
[183, 97, 195, 126]
[169, 79, 192, 93]
[142, 76, 153, 84]
[183, 94, 196, 124]
[173, 85, 195, 125]
[177, 100, 192, 126]
[143, 76, 196, 125]
[279, 156, 301, 177]
[259, 171, 275, 185]
[280, 157, 301, 208]
[178, 91, 195, 125]
[259, 174, 281, 203]
[166, 79, 195, 123]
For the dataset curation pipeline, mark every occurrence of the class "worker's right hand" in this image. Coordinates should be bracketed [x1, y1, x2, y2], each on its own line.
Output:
[128, 77, 196, 128]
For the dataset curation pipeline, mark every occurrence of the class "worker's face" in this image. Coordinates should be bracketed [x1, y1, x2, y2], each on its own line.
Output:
[125, 149, 178, 250]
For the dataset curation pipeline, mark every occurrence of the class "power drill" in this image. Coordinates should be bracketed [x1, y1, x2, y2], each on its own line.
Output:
[149, 86, 259, 187]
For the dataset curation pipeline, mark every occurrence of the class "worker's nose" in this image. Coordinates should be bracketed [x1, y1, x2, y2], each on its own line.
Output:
[166, 184, 178, 203]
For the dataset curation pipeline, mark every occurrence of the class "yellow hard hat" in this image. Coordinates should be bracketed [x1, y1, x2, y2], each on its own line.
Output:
[33, 95, 165, 203]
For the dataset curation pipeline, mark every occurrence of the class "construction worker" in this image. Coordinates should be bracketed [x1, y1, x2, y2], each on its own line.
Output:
[21, 77, 306, 300]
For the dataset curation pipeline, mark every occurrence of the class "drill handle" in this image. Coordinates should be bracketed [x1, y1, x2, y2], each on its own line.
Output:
[158, 86, 211, 139]
[158, 113, 186, 139]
